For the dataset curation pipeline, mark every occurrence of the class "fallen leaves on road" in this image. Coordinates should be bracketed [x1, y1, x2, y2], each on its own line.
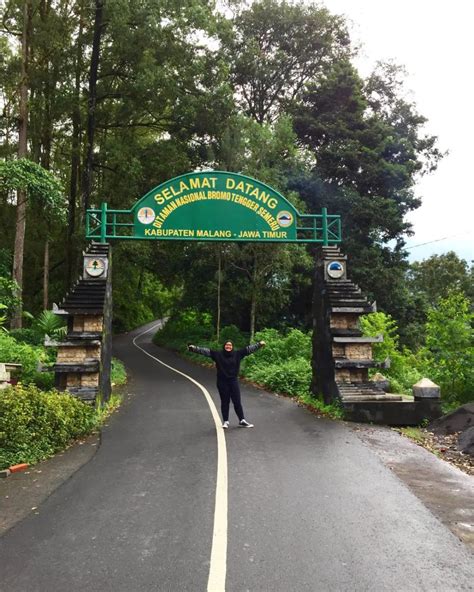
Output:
[397, 428, 474, 476]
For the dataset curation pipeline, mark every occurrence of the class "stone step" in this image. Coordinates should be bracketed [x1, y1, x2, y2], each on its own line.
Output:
[331, 305, 376, 314]
[331, 329, 363, 337]
[342, 394, 403, 402]
[337, 381, 403, 403]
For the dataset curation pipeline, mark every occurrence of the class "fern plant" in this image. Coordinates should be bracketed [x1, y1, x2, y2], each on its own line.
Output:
[34, 310, 67, 339]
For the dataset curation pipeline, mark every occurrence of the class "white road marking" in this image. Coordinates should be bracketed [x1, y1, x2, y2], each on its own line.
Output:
[132, 323, 228, 592]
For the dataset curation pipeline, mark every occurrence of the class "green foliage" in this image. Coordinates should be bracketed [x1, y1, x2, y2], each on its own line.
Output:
[153, 309, 214, 352]
[407, 252, 473, 307]
[9, 328, 43, 346]
[397, 427, 427, 445]
[420, 291, 474, 405]
[360, 312, 422, 395]
[111, 358, 127, 386]
[0, 275, 21, 322]
[0, 384, 97, 469]
[113, 245, 181, 332]
[224, 0, 350, 124]
[242, 328, 312, 396]
[291, 58, 443, 325]
[245, 357, 311, 398]
[0, 303, 7, 331]
[0, 331, 47, 385]
[94, 393, 123, 425]
[0, 159, 65, 219]
[298, 392, 345, 420]
[33, 310, 67, 339]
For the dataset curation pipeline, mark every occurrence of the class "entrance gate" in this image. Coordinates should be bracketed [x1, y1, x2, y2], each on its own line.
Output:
[85, 171, 341, 246]
[51, 170, 441, 424]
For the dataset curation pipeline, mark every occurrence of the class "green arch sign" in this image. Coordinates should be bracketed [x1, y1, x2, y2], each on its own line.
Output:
[86, 171, 341, 244]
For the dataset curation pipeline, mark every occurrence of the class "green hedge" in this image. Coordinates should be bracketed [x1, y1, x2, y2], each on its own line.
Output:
[241, 328, 312, 397]
[0, 330, 57, 389]
[0, 384, 97, 469]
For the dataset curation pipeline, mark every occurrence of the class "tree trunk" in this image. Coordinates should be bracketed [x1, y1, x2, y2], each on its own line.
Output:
[67, 1, 85, 283]
[216, 248, 221, 343]
[249, 253, 258, 341]
[82, 0, 104, 218]
[43, 239, 49, 310]
[11, 0, 32, 329]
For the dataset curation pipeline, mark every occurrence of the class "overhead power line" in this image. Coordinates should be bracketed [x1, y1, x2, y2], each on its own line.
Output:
[405, 230, 472, 250]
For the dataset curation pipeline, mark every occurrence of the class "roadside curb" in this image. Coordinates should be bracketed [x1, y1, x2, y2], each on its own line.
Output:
[0, 464, 29, 478]
[9, 463, 29, 474]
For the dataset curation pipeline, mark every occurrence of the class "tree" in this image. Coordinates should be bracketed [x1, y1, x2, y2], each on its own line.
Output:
[421, 291, 474, 405]
[9, 0, 33, 328]
[223, 0, 350, 124]
[0, 158, 65, 323]
[407, 251, 473, 307]
[213, 114, 313, 336]
[291, 60, 443, 323]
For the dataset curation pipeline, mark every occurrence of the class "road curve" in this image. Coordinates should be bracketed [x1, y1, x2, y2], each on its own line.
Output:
[0, 322, 473, 592]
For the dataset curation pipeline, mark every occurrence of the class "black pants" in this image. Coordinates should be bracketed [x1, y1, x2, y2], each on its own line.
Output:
[217, 378, 244, 422]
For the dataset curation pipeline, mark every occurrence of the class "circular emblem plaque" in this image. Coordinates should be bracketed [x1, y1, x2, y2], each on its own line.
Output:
[85, 258, 106, 277]
[277, 211, 294, 227]
[137, 207, 156, 225]
[327, 261, 344, 279]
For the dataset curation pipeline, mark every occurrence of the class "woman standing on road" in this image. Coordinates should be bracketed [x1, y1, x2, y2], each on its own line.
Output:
[187, 340, 265, 429]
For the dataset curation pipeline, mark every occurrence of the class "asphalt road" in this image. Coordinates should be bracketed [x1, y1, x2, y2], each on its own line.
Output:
[0, 322, 473, 592]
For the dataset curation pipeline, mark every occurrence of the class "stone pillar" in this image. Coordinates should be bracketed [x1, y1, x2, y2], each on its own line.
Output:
[99, 245, 112, 402]
[311, 247, 337, 404]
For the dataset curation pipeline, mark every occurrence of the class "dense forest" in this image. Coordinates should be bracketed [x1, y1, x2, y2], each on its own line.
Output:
[1, 0, 473, 405]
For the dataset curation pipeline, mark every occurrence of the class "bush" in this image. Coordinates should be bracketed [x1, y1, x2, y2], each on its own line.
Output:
[9, 328, 43, 346]
[419, 291, 474, 406]
[244, 358, 311, 397]
[360, 312, 422, 395]
[241, 328, 312, 396]
[0, 384, 97, 469]
[0, 331, 46, 385]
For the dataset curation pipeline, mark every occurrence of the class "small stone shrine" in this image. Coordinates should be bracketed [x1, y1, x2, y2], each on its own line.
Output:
[48, 243, 112, 403]
[312, 245, 441, 424]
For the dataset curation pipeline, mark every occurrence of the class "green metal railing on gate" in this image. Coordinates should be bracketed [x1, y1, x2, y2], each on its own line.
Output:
[86, 171, 342, 245]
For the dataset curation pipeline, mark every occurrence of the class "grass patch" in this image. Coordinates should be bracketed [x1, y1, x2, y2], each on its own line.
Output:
[297, 392, 345, 420]
[95, 393, 123, 425]
[111, 357, 127, 386]
[397, 426, 429, 445]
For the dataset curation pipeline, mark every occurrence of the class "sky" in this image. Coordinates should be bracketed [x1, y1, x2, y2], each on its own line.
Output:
[320, 0, 473, 262]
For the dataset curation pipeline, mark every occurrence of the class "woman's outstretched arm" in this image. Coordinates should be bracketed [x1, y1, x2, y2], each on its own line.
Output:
[238, 340, 266, 358]
[188, 344, 212, 358]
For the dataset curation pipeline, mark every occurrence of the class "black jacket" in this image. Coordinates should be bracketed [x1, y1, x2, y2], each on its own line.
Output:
[190, 343, 262, 380]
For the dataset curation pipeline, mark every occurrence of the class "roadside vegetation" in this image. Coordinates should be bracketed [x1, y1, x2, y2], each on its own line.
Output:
[0, 350, 126, 470]
[0, 285, 127, 469]
[154, 291, 473, 416]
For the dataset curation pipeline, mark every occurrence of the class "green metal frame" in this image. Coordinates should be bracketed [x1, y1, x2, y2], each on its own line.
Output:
[86, 203, 341, 245]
